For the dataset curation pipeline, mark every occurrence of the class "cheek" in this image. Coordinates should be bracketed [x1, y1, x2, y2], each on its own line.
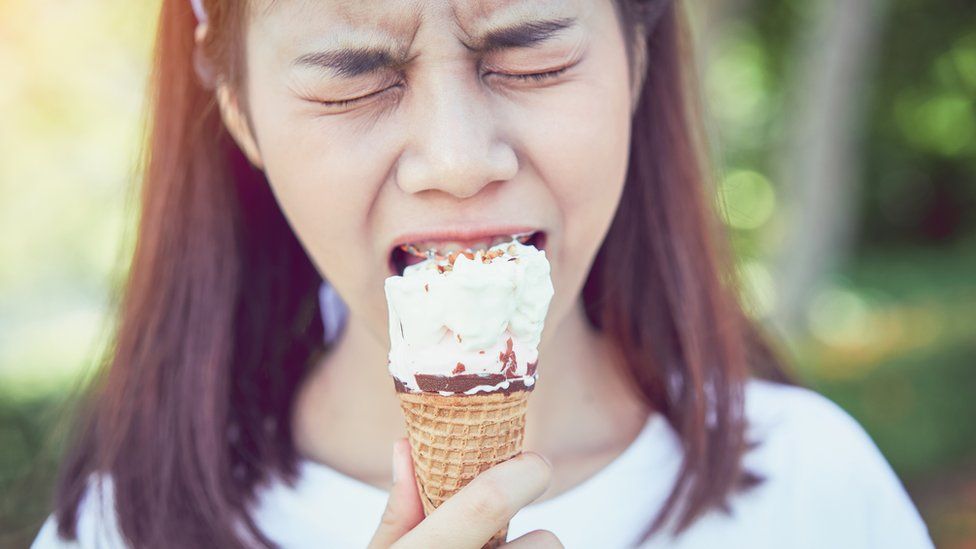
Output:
[258, 131, 369, 264]
[540, 81, 630, 239]
[246, 76, 401, 319]
[508, 47, 632, 313]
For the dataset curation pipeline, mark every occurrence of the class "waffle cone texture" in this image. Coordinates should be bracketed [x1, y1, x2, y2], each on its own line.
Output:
[397, 389, 531, 549]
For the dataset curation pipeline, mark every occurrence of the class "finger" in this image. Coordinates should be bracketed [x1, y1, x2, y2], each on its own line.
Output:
[366, 438, 426, 549]
[502, 529, 564, 548]
[395, 451, 552, 549]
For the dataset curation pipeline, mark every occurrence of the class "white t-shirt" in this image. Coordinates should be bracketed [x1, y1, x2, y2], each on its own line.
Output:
[31, 378, 935, 548]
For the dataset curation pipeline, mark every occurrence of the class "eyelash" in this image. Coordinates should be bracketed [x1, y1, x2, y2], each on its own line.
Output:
[315, 66, 570, 108]
[497, 66, 570, 82]
[321, 88, 395, 108]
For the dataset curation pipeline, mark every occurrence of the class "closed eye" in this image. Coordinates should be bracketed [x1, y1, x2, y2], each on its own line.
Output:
[312, 84, 403, 108]
[486, 55, 584, 84]
[492, 66, 571, 82]
[307, 62, 575, 110]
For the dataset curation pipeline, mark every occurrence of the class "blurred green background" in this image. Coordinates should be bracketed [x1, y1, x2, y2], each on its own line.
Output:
[1, 0, 974, 547]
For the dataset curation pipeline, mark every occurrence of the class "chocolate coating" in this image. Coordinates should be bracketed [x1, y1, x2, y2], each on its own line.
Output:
[393, 373, 534, 395]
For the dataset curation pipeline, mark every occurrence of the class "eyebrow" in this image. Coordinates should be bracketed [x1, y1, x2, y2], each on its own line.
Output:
[462, 16, 578, 53]
[291, 17, 578, 78]
[293, 48, 405, 78]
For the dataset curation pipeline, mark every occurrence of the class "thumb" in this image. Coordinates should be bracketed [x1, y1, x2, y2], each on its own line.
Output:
[367, 438, 426, 549]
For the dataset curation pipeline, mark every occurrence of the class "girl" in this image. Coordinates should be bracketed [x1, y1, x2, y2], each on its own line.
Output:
[33, 0, 934, 547]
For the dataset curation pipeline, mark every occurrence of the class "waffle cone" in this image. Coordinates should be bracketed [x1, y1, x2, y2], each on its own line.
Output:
[397, 389, 531, 549]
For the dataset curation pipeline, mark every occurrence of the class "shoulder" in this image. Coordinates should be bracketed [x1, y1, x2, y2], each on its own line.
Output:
[31, 475, 127, 549]
[743, 377, 874, 456]
[742, 377, 898, 485]
[738, 378, 935, 548]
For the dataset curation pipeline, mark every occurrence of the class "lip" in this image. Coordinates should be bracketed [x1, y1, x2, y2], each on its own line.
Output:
[386, 224, 545, 275]
[388, 224, 542, 252]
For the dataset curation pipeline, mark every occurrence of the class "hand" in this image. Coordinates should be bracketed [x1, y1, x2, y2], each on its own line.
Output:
[367, 438, 563, 548]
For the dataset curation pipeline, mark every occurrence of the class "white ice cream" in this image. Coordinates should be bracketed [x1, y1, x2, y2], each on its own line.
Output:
[384, 240, 554, 394]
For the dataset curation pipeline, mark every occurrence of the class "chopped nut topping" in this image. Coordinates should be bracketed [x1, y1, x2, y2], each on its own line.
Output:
[482, 248, 505, 262]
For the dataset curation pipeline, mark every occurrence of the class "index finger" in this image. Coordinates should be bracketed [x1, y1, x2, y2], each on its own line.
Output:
[394, 452, 552, 549]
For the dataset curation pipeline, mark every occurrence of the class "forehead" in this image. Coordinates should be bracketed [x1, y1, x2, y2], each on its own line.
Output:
[254, 0, 578, 35]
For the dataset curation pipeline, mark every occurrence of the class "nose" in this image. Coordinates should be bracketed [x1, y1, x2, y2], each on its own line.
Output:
[395, 71, 518, 199]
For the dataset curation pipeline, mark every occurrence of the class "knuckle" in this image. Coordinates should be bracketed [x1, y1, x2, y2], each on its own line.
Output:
[518, 452, 552, 481]
[464, 476, 511, 524]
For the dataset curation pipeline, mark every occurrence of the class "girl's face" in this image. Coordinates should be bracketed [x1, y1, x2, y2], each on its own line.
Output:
[232, 0, 638, 345]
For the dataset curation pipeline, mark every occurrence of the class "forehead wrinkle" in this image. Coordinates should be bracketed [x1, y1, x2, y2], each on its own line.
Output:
[452, 0, 529, 22]
[453, 0, 564, 25]
[450, 0, 576, 41]
[259, 0, 424, 43]
[331, 0, 426, 37]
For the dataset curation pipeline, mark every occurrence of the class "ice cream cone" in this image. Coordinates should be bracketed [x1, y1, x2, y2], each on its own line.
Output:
[397, 388, 531, 549]
[384, 238, 553, 548]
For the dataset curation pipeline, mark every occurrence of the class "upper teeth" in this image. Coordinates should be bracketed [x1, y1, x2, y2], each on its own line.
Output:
[400, 232, 533, 259]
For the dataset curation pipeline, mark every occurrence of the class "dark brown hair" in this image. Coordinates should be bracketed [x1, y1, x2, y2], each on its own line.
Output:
[52, 0, 794, 547]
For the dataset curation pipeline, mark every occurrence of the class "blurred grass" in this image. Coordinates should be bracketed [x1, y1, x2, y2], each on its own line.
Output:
[0, 392, 70, 546]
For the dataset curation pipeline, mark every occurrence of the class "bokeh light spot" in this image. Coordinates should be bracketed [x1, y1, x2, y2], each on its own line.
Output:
[718, 169, 777, 230]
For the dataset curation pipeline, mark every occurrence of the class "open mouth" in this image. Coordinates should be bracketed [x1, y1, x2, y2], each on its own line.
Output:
[388, 230, 547, 276]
